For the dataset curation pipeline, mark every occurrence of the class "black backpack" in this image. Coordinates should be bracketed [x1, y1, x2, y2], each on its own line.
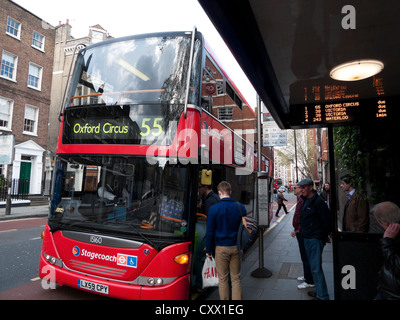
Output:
[236, 203, 259, 260]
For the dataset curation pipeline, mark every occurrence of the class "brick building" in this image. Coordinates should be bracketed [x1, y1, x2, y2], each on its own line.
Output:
[0, 0, 55, 194]
[202, 50, 274, 168]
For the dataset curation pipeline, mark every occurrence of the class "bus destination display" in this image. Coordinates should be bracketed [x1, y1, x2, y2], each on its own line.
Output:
[62, 105, 181, 145]
[289, 97, 393, 128]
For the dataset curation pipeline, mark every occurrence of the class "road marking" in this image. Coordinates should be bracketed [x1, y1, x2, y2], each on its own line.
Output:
[0, 229, 17, 233]
[30, 237, 42, 240]
[31, 277, 40, 281]
[264, 202, 297, 235]
[0, 217, 44, 223]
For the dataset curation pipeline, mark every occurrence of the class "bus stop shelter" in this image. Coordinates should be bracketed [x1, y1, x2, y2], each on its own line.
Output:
[198, 0, 400, 300]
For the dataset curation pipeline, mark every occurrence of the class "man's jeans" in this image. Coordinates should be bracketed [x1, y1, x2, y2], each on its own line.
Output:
[296, 232, 314, 285]
[303, 238, 329, 300]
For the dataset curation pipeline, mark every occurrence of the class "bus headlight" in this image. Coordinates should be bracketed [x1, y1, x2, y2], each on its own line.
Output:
[147, 278, 155, 286]
[147, 277, 163, 286]
[43, 253, 63, 268]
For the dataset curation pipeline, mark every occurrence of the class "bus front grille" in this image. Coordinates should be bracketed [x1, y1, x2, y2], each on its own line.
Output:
[69, 259, 127, 278]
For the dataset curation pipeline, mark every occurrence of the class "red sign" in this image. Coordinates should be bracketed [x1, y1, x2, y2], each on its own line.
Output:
[204, 83, 216, 95]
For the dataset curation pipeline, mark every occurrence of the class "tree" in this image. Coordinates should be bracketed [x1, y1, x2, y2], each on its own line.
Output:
[333, 125, 368, 198]
[275, 129, 317, 180]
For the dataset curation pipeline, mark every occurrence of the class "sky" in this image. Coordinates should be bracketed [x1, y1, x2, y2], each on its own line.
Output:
[12, 0, 257, 109]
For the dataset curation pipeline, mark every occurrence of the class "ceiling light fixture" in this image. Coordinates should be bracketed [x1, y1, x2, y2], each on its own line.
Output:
[330, 59, 384, 81]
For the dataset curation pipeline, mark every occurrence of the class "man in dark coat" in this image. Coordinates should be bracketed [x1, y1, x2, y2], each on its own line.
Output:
[298, 178, 331, 300]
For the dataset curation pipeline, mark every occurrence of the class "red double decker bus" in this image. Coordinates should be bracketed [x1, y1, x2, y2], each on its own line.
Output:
[39, 30, 257, 299]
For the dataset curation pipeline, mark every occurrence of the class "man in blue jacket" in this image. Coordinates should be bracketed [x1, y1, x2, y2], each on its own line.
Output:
[298, 178, 331, 300]
[206, 181, 246, 300]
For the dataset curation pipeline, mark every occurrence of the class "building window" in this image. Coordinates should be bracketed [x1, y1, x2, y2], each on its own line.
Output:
[216, 80, 224, 96]
[28, 63, 42, 90]
[218, 107, 233, 121]
[32, 31, 45, 51]
[226, 82, 234, 101]
[6, 17, 21, 39]
[23, 105, 39, 135]
[234, 94, 243, 109]
[0, 97, 13, 130]
[226, 82, 243, 110]
[91, 30, 104, 43]
[1, 51, 17, 81]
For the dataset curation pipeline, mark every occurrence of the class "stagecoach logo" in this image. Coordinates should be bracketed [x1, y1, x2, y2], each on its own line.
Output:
[144, 249, 150, 256]
[72, 246, 80, 256]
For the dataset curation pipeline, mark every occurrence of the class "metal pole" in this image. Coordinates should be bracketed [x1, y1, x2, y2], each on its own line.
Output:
[5, 164, 13, 216]
[184, 26, 196, 119]
[3, 134, 15, 216]
[327, 124, 339, 300]
[251, 96, 272, 278]
[294, 129, 299, 183]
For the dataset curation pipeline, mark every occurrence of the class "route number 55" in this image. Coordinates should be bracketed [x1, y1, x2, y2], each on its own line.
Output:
[140, 117, 163, 136]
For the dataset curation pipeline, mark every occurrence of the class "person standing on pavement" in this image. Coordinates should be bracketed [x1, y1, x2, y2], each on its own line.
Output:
[339, 174, 369, 232]
[372, 201, 400, 300]
[298, 178, 331, 300]
[320, 182, 331, 210]
[276, 188, 289, 217]
[206, 181, 245, 300]
[291, 184, 314, 290]
[192, 183, 220, 293]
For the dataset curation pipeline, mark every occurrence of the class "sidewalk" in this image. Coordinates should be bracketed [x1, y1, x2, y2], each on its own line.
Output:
[205, 193, 334, 300]
[0, 204, 49, 221]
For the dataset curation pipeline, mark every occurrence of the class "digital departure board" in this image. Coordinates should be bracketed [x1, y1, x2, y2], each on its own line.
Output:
[289, 96, 396, 128]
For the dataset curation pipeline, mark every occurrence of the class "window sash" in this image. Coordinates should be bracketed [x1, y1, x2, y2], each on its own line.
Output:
[0, 97, 13, 129]
[6, 17, 20, 37]
[28, 63, 42, 88]
[1, 52, 16, 79]
[32, 32, 44, 49]
[218, 107, 233, 120]
[23, 106, 38, 133]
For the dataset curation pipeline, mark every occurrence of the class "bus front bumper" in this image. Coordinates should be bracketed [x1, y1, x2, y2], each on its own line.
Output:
[39, 253, 190, 300]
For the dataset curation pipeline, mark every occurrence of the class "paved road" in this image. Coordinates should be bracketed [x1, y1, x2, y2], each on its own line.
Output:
[0, 218, 46, 292]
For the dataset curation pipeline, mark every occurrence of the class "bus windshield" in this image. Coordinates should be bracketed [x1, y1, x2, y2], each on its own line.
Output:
[49, 155, 191, 247]
[67, 34, 202, 107]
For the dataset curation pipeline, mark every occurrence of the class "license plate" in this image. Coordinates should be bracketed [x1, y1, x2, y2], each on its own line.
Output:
[78, 279, 109, 295]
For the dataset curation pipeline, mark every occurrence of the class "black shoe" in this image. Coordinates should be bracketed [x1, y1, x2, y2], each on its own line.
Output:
[307, 291, 317, 298]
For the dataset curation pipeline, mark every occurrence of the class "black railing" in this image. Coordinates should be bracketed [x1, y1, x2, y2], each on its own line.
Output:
[0, 179, 29, 202]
